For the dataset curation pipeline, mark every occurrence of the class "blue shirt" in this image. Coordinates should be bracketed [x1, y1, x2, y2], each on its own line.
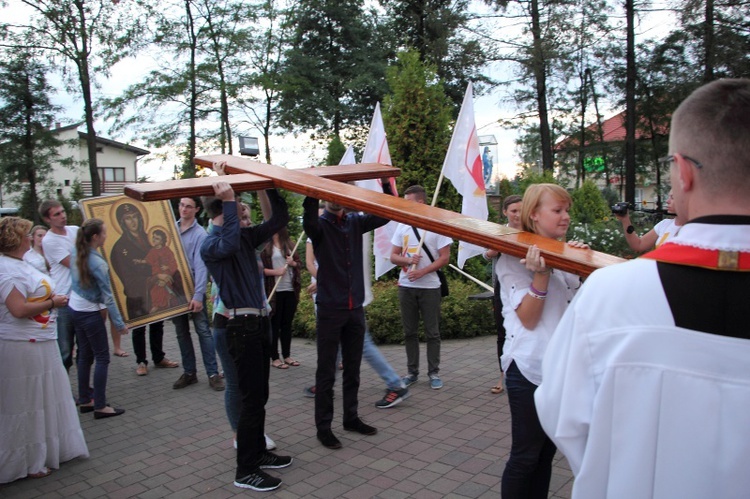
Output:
[303, 197, 390, 310]
[177, 218, 208, 302]
[201, 190, 289, 310]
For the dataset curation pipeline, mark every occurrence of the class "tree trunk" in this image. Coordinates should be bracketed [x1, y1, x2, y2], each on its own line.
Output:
[185, 0, 197, 178]
[75, 0, 100, 196]
[704, 0, 714, 82]
[531, 0, 553, 171]
[624, 0, 636, 205]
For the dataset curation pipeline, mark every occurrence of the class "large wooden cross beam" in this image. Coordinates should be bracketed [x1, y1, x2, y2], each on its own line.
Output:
[124, 154, 625, 276]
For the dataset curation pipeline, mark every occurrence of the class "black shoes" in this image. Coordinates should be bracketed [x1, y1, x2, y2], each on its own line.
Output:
[317, 429, 342, 449]
[234, 470, 281, 491]
[343, 418, 377, 436]
[256, 451, 293, 469]
[94, 408, 125, 419]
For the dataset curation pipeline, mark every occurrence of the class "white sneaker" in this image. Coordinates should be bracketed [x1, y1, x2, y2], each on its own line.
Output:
[265, 434, 276, 451]
[233, 434, 276, 450]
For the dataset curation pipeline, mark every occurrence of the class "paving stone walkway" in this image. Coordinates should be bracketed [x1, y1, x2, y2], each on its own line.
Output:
[2, 324, 573, 498]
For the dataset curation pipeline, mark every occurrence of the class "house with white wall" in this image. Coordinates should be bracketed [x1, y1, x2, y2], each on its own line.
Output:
[0, 123, 150, 208]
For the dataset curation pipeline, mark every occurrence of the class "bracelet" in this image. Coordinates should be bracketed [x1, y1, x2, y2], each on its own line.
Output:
[48, 298, 55, 311]
[528, 289, 547, 300]
[529, 284, 548, 296]
[536, 268, 551, 275]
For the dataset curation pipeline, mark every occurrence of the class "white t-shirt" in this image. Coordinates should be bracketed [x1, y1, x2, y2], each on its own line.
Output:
[42, 226, 79, 296]
[653, 218, 680, 247]
[390, 224, 452, 289]
[23, 248, 49, 276]
[270, 245, 294, 292]
[0, 256, 58, 341]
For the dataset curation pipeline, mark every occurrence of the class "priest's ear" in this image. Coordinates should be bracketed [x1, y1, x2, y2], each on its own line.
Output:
[674, 153, 696, 194]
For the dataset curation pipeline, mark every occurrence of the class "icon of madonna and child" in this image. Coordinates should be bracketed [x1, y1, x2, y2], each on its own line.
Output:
[107, 200, 190, 324]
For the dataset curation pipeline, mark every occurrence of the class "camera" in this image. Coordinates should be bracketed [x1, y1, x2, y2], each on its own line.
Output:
[611, 202, 631, 216]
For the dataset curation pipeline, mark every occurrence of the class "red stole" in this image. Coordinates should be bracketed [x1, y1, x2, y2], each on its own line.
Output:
[642, 242, 750, 271]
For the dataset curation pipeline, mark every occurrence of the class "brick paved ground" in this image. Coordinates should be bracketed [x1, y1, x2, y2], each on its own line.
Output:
[1, 324, 573, 498]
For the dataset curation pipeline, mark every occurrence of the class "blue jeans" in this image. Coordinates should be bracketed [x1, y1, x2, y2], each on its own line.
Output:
[398, 287, 442, 376]
[56, 305, 75, 371]
[213, 316, 240, 431]
[72, 309, 111, 410]
[363, 328, 403, 391]
[501, 361, 557, 499]
[227, 314, 271, 477]
[173, 306, 218, 376]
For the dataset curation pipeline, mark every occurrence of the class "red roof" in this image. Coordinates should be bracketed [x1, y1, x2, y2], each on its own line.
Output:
[556, 111, 670, 151]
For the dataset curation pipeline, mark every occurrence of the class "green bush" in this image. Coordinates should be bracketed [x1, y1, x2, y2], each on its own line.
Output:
[292, 276, 496, 344]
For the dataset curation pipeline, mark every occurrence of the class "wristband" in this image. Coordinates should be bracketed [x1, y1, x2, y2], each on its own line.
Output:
[48, 298, 55, 311]
[528, 289, 547, 300]
[529, 284, 548, 296]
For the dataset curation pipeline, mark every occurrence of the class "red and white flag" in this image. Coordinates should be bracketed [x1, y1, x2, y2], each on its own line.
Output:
[442, 82, 488, 268]
[355, 102, 399, 278]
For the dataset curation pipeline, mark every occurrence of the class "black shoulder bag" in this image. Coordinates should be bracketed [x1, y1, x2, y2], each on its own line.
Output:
[411, 226, 449, 297]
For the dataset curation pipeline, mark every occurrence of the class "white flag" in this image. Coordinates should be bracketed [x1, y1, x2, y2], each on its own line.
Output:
[355, 102, 399, 278]
[338, 146, 375, 304]
[442, 83, 488, 268]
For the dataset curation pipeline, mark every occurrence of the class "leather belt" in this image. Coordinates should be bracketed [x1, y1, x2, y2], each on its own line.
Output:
[230, 307, 267, 318]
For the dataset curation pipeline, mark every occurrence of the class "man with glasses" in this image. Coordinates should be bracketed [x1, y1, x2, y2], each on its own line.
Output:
[172, 197, 224, 391]
[535, 79, 750, 498]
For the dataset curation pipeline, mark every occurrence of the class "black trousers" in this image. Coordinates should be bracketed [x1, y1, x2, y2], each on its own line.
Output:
[227, 314, 271, 477]
[314, 306, 365, 431]
[131, 321, 165, 366]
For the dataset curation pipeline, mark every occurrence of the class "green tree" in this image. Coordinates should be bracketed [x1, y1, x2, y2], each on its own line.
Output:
[569, 180, 609, 224]
[0, 53, 67, 224]
[382, 50, 456, 210]
[380, 0, 493, 107]
[2, 1, 147, 195]
[277, 0, 392, 138]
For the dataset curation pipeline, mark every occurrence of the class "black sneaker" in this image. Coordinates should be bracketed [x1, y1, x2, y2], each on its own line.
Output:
[256, 451, 293, 469]
[234, 469, 281, 491]
[375, 387, 409, 409]
[343, 418, 377, 435]
[317, 429, 342, 449]
[173, 373, 198, 389]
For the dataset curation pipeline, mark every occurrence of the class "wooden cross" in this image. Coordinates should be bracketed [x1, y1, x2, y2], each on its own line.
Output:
[124, 154, 625, 277]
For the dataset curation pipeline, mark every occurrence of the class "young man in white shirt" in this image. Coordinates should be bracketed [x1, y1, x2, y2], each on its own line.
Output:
[390, 185, 452, 390]
[39, 199, 79, 371]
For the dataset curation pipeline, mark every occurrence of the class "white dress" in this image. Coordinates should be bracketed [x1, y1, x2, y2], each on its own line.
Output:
[0, 256, 89, 483]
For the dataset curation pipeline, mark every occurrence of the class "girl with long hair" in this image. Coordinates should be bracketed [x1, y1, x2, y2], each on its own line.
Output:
[70, 218, 127, 419]
[261, 227, 302, 369]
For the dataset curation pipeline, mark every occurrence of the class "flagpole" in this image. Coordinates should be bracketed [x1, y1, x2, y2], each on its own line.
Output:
[447, 264, 493, 292]
[267, 230, 305, 302]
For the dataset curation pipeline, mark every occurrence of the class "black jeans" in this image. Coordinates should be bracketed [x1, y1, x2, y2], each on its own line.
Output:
[131, 321, 165, 366]
[271, 291, 298, 360]
[315, 306, 365, 431]
[227, 314, 271, 477]
[501, 361, 557, 499]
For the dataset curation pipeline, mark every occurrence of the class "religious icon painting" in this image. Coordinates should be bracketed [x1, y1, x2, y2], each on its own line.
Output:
[79, 195, 194, 328]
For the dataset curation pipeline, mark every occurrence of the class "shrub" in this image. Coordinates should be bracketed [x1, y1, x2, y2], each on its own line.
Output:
[292, 275, 496, 344]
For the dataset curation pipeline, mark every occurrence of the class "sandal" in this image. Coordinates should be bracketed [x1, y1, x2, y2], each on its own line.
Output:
[272, 360, 289, 369]
[28, 467, 52, 479]
[284, 358, 300, 367]
[490, 384, 504, 394]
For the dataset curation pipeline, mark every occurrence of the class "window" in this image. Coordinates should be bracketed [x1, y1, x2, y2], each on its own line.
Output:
[98, 167, 125, 182]
[64, 179, 70, 186]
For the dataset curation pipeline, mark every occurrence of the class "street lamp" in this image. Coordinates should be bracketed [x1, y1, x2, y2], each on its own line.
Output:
[238, 136, 260, 157]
